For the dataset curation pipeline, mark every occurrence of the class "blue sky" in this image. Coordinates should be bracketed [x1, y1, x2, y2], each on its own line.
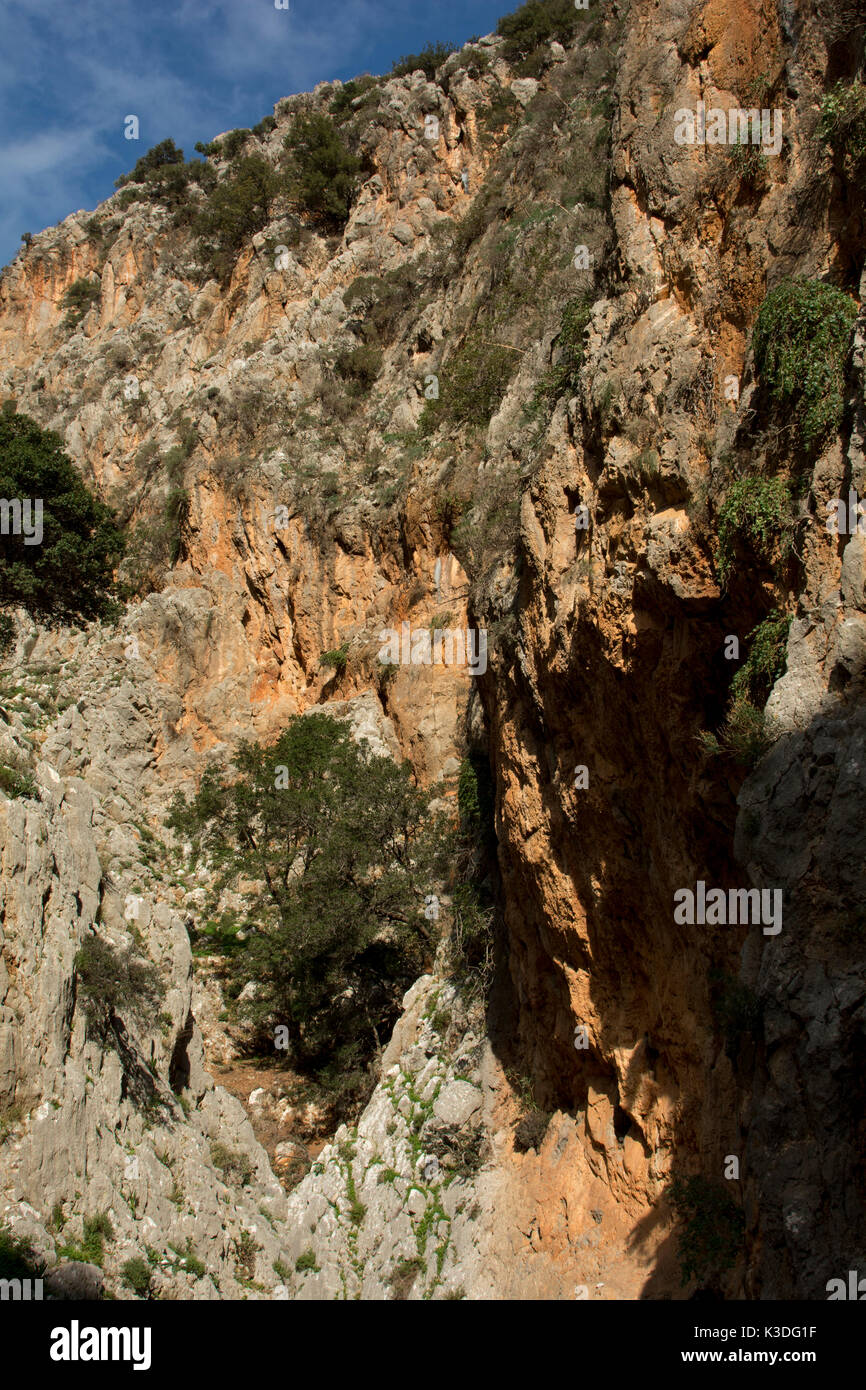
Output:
[0, 0, 509, 269]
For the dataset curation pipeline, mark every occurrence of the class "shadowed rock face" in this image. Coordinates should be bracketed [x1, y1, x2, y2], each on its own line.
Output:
[1, 0, 865, 1299]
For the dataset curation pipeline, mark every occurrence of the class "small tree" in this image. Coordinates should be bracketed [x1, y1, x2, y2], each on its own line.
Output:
[167, 713, 449, 1072]
[390, 43, 456, 81]
[74, 936, 162, 1039]
[115, 138, 185, 187]
[283, 114, 361, 229]
[194, 154, 281, 282]
[751, 278, 857, 449]
[0, 408, 124, 626]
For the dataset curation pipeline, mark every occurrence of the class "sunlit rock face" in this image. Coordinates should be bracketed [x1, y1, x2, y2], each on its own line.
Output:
[1, 0, 865, 1299]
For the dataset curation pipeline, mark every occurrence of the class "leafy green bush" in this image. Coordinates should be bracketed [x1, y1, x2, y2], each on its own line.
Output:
[535, 294, 594, 405]
[751, 278, 856, 449]
[283, 113, 361, 229]
[0, 409, 125, 625]
[329, 75, 379, 119]
[223, 129, 252, 160]
[729, 136, 767, 184]
[295, 1248, 319, 1273]
[420, 330, 517, 434]
[668, 1176, 744, 1288]
[496, 0, 585, 74]
[253, 115, 278, 138]
[233, 1230, 259, 1282]
[58, 1212, 114, 1268]
[387, 1255, 424, 1298]
[194, 154, 281, 282]
[167, 712, 449, 1074]
[390, 43, 456, 81]
[116, 138, 184, 187]
[74, 935, 162, 1038]
[819, 79, 866, 173]
[333, 345, 383, 389]
[170, 1239, 206, 1278]
[0, 1224, 44, 1279]
[320, 643, 349, 673]
[115, 139, 216, 212]
[457, 755, 495, 842]
[730, 610, 791, 706]
[699, 696, 776, 768]
[121, 1256, 152, 1297]
[61, 277, 100, 329]
[342, 268, 415, 347]
[715, 475, 792, 587]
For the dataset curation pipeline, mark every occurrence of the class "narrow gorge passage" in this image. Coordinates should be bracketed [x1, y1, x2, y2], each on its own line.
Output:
[0, 0, 863, 1357]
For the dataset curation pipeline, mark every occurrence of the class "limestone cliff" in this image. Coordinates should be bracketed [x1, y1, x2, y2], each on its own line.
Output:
[1, 0, 865, 1299]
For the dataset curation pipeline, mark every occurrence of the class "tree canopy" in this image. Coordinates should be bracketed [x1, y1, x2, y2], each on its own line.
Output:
[283, 113, 362, 230]
[0, 406, 124, 635]
[167, 712, 449, 1090]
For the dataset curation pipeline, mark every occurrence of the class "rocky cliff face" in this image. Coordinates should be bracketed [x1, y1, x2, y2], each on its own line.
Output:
[1, 0, 865, 1299]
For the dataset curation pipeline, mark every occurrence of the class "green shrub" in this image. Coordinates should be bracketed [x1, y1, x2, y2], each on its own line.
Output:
[221, 129, 252, 160]
[0, 612, 15, 655]
[61, 277, 100, 328]
[751, 278, 857, 449]
[390, 43, 456, 81]
[283, 113, 361, 229]
[320, 643, 349, 673]
[420, 330, 517, 434]
[729, 136, 767, 184]
[342, 267, 415, 348]
[700, 697, 775, 768]
[210, 1142, 254, 1187]
[194, 154, 281, 282]
[233, 1230, 259, 1281]
[295, 1248, 319, 1273]
[668, 1176, 744, 1288]
[333, 345, 383, 389]
[457, 755, 495, 842]
[0, 409, 125, 625]
[74, 935, 162, 1038]
[58, 1212, 113, 1268]
[0, 1224, 44, 1279]
[0, 763, 36, 800]
[171, 1239, 206, 1278]
[115, 138, 184, 187]
[534, 294, 594, 406]
[715, 475, 792, 586]
[115, 140, 216, 213]
[479, 88, 521, 138]
[730, 610, 791, 706]
[121, 1256, 152, 1297]
[329, 76, 379, 120]
[819, 79, 866, 173]
[496, 0, 585, 74]
[387, 1255, 424, 1298]
[722, 697, 775, 766]
[167, 712, 449, 1077]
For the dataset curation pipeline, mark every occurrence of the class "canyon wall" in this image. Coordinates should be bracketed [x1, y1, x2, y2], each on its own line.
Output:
[1, 0, 864, 1298]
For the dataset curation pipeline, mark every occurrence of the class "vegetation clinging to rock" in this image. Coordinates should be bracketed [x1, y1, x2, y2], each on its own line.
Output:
[751, 278, 856, 449]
